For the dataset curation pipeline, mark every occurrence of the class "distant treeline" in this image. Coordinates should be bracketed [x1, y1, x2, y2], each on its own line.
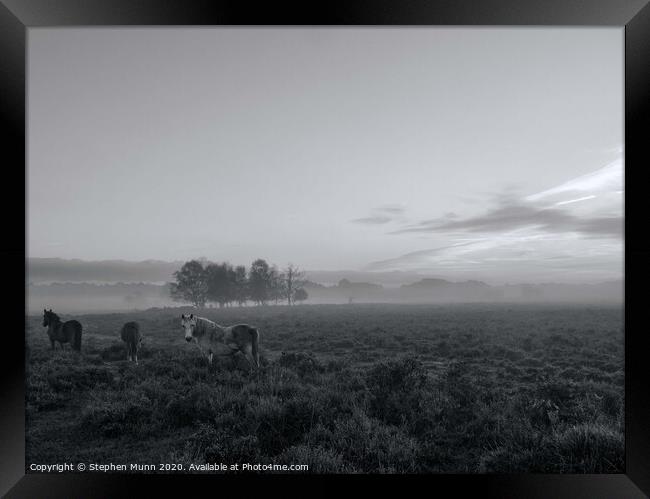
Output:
[28, 265, 623, 314]
[171, 259, 309, 308]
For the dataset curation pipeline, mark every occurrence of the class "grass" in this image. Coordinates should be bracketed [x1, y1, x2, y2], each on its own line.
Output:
[25, 303, 624, 473]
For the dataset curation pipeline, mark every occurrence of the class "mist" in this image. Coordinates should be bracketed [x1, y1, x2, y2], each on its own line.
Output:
[27, 258, 622, 314]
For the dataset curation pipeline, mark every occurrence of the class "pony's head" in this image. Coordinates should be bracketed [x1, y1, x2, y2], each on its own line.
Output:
[181, 313, 197, 342]
[42, 308, 57, 327]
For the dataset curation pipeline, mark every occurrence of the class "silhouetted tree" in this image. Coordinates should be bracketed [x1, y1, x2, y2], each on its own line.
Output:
[206, 262, 234, 308]
[269, 265, 286, 305]
[172, 257, 306, 308]
[232, 265, 248, 306]
[170, 260, 208, 308]
[248, 259, 272, 305]
[283, 264, 306, 305]
[293, 287, 308, 304]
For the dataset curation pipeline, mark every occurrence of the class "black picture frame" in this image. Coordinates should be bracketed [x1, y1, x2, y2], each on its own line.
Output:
[2, 1, 649, 496]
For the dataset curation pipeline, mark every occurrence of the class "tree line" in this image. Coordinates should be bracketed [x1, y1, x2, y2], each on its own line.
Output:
[170, 259, 309, 308]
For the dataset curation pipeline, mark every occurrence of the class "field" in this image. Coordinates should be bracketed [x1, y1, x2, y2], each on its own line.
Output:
[25, 303, 624, 473]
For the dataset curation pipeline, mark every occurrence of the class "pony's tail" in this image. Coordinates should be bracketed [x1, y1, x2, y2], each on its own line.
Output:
[250, 328, 259, 368]
[73, 326, 82, 352]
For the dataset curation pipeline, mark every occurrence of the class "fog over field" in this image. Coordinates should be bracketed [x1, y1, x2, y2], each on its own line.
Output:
[27, 257, 623, 314]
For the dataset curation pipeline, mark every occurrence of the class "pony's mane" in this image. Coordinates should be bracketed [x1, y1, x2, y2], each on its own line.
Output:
[196, 316, 217, 327]
[46, 310, 61, 322]
[192, 317, 222, 337]
[197, 317, 225, 330]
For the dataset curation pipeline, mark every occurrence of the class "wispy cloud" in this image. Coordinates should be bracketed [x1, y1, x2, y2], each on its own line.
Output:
[351, 215, 392, 225]
[366, 229, 622, 279]
[391, 157, 623, 239]
[554, 195, 597, 206]
[377, 204, 406, 215]
[351, 204, 407, 225]
[366, 158, 623, 279]
[365, 242, 478, 271]
[391, 201, 621, 239]
[526, 157, 622, 202]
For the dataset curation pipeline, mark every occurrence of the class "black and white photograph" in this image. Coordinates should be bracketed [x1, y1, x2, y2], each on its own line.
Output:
[25, 27, 624, 474]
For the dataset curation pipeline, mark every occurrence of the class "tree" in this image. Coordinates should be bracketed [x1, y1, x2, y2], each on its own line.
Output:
[268, 265, 286, 305]
[248, 259, 272, 305]
[205, 262, 234, 308]
[232, 265, 248, 306]
[283, 264, 307, 305]
[293, 287, 308, 304]
[170, 260, 208, 308]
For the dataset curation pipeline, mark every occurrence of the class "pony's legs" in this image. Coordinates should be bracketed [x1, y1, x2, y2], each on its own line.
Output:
[247, 345, 258, 369]
[50, 339, 55, 350]
[208, 352, 213, 365]
[240, 346, 256, 369]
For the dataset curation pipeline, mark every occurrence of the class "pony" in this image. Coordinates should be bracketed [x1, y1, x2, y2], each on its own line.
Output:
[180, 313, 259, 369]
[42, 309, 82, 351]
[120, 321, 143, 364]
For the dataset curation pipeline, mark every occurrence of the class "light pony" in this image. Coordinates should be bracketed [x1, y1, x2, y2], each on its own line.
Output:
[181, 313, 259, 369]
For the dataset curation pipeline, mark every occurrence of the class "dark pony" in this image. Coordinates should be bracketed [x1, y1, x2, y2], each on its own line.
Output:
[120, 321, 143, 364]
[42, 309, 82, 351]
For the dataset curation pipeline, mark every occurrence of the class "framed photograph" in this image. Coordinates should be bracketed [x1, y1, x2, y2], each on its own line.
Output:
[2, 0, 649, 496]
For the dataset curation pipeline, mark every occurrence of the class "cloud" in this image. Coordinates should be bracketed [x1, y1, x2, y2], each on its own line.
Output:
[526, 157, 622, 202]
[554, 195, 597, 206]
[351, 204, 407, 225]
[391, 158, 623, 240]
[377, 204, 406, 215]
[392, 201, 621, 239]
[351, 215, 392, 225]
[365, 242, 478, 271]
[365, 230, 622, 278]
[364, 159, 623, 279]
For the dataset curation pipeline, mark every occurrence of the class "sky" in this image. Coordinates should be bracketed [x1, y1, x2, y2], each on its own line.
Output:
[28, 28, 623, 284]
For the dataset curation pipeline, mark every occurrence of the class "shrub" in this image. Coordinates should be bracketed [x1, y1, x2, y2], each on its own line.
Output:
[601, 391, 622, 419]
[276, 352, 325, 378]
[253, 393, 318, 456]
[504, 348, 525, 362]
[47, 365, 115, 393]
[80, 391, 156, 438]
[308, 411, 419, 472]
[536, 377, 578, 409]
[526, 398, 560, 429]
[478, 422, 623, 473]
[438, 361, 480, 425]
[164, 383, 230, 428]
[365, 358, 430, 426]
[522, 336, 534, 352]
[101, 344, 128, 362]
[187, 424, 260, 464]
[553, 423, 624, 473]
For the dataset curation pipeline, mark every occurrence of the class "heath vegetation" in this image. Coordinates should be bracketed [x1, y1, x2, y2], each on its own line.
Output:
[25, 303, 623, 473]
